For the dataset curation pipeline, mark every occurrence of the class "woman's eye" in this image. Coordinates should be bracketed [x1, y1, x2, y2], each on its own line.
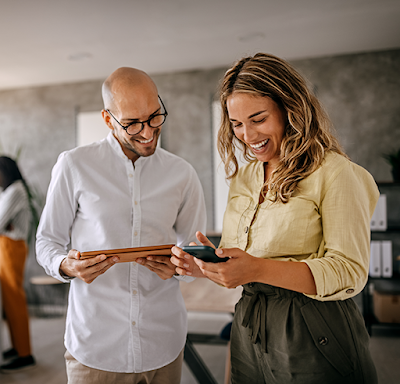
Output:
[231, 122, 242, 129]
[253, 117, 266, 124]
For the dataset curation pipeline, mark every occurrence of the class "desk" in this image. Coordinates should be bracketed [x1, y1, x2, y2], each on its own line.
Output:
[180, 278, 242, 384]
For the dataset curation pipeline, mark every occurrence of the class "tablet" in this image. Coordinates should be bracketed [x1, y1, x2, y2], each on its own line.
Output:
[80, 244, 174, 263]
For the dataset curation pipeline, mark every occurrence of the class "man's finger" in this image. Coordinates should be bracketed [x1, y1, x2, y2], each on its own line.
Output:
[67, 249, 81, 260]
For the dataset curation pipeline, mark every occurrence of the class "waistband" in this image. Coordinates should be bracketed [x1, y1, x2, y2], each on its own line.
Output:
[241, 282, 307, 353]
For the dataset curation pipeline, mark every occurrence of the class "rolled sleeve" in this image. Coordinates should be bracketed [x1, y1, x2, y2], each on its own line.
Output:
[303, 161, 379, 301]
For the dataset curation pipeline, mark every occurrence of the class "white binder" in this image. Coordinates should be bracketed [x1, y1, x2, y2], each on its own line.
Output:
[369, 241, 381, 277]
[381, 240, 393, 278]
[370, 195, 387, 231]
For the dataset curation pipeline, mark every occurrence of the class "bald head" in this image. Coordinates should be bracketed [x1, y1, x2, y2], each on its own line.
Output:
[102, 67, 158, 111]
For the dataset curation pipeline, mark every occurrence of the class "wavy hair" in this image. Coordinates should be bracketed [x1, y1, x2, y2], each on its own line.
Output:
[218, 53, 347, 203]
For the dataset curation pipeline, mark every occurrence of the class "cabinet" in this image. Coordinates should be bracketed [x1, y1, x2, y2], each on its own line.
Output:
[363, 182, 400, 334]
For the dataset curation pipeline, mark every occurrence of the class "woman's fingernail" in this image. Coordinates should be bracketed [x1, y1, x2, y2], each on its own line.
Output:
[186, 271, 192, 276]
[184, 263, 189, 268]
[216, 249, 223, 255]
[184, 254, 190, 259]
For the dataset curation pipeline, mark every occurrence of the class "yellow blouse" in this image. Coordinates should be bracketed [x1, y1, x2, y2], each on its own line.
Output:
[219, 151, 379, 301]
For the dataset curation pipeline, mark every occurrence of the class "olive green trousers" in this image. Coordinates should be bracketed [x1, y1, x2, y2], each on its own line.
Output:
[231, 283, 378, 384]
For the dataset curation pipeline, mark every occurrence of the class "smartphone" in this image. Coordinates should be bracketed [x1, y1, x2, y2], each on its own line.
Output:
[182, 245, 229, 263]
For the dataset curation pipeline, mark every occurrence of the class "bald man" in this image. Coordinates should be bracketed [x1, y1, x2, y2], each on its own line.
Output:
[36, 67, 206, 383]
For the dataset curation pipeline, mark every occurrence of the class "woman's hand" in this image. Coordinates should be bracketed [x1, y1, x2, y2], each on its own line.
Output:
[193, 247, 261, 289]
[171, 231, 214, 277]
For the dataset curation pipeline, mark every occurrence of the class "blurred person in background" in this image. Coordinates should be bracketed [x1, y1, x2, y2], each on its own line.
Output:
[0, 156, 35, 372]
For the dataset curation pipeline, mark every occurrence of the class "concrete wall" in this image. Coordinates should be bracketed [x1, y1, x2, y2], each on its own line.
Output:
[0, 48, 399, 302]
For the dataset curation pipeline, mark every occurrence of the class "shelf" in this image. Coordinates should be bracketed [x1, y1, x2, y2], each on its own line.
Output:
[371, 226, 400, 233]
[376, 181, 400, 186]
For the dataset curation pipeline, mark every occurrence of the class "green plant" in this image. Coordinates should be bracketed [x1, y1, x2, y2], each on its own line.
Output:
[382, 148, 400, 182]
[382, 148, 400, 168]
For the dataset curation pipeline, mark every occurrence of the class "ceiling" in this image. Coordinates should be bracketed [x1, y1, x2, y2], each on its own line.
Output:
[1, 0, 400, 91]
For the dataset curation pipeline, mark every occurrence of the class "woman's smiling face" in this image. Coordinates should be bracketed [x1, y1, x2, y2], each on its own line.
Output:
[227, 92, 286, 168]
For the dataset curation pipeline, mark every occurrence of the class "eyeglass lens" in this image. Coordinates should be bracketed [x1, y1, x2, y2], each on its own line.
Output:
[126, 114, 166, 135]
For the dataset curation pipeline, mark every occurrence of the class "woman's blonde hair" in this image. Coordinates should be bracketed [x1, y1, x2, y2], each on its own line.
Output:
[218, 52, 347, 203]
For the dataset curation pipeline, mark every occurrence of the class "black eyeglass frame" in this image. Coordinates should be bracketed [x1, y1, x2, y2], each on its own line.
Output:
[106, 95, 168, 136]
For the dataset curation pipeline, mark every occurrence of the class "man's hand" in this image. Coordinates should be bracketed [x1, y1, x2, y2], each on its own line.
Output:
[60, 249, 119, 284]
[136, 255, 177, 280]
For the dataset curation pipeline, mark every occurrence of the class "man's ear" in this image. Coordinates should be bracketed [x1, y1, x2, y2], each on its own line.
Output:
[101, 109, 114, 130]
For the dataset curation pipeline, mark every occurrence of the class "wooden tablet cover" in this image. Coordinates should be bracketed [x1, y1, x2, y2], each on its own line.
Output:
[80, 244, 174, 263]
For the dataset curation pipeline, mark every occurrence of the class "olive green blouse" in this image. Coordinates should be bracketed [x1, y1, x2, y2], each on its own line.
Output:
[219, 151, 379, 301]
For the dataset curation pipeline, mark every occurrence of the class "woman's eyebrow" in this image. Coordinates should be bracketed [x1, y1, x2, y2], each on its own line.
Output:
[248, 110, 267, 119]
[230, 110, 267, 122]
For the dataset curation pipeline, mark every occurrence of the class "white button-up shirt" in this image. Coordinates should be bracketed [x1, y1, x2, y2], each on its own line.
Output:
[36, 132, 206, 373]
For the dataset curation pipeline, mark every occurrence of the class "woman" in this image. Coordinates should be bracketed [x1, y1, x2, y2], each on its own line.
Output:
[0, 156, 35, 372]
[171, 53, 379, 383]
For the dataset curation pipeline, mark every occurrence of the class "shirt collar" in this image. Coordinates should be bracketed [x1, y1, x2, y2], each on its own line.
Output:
[106, 131, 157, 165]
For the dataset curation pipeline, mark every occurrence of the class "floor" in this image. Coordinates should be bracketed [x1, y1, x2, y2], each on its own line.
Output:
[1, 309, 400, 384]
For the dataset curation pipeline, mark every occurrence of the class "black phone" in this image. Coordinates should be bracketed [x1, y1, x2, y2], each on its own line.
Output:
[182, 245, 229, 263]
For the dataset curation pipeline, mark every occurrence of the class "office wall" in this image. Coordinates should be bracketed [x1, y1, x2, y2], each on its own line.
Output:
[0, 48, 399, 299]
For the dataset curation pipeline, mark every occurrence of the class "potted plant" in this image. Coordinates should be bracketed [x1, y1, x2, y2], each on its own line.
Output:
[382, 148, 400, 182]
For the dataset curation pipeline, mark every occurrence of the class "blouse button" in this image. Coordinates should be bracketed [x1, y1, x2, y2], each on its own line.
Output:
[346, 289, 354, 294]
[318, 336, 328, 346]
[244, 226, 249, 233]
[132, 321, 136, 326]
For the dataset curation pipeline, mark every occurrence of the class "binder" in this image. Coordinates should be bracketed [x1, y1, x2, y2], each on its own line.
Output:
[369, 241, 381, 277]
[370, 195, 387, 231]
[381, 240, 393, 278]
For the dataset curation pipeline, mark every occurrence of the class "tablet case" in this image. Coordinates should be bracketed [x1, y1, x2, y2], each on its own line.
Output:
[80, 244, 174, 263]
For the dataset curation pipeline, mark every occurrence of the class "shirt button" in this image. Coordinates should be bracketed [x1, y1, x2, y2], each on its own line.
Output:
[132, 290, 137, 295]
[318, 336, 328, 346]
[134, 231, 138, 236]
[132, 321, 136, 326]
[346, 289, 354, 294]
[134, 201, 138, 205]
[129, 174, 133, 178]
[244, 226, 249, 233]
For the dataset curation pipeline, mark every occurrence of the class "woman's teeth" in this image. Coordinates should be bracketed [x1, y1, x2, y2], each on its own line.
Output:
[250, 139, 268, 149]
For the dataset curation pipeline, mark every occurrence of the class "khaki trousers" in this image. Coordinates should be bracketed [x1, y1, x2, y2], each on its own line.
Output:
[65, 349, 184, 384]
[0, 235, 31, 357]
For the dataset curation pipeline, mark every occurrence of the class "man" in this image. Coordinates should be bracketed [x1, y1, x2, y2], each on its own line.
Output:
[36, 67, 206, 383]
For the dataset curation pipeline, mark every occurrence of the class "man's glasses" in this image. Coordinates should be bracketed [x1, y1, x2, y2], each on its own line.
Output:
[106, 96, 168, 136]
